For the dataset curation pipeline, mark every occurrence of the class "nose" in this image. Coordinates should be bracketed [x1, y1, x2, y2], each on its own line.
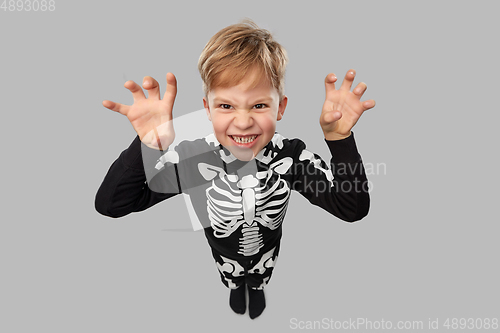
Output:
[233, 111, 254, 129]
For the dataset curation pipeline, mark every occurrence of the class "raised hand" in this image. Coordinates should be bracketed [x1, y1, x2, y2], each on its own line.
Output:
[320, 69, 375, 140]
[102, 73, 177, 150]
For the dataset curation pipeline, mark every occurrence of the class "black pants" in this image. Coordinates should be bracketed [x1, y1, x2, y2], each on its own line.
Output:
[211, 242, 280, 290]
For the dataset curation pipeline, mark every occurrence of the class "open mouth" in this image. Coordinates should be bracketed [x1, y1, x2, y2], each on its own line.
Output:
[229, 135, 259, 144]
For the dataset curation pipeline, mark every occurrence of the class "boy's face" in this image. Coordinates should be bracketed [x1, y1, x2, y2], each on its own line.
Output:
[203, 74, 287, 161]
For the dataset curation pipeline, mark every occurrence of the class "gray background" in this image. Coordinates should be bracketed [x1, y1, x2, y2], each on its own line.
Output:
[1, 0, 498, 332]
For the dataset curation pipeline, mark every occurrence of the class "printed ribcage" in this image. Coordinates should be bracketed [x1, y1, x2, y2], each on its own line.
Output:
[254, 177, 290, 230]
[205, 170, 291, 256]
[206, 175, 245, 238]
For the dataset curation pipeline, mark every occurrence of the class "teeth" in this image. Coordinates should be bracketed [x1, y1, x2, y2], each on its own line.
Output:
[231, 135, 257, 144]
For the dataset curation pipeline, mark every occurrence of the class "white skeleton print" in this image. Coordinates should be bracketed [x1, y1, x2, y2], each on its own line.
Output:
[198, 158, 293, 256]
[101, 129, 369, 294]
[299, 149, 334, 187]
[148, 133, 343, 261]
[216, 246, 278, 289]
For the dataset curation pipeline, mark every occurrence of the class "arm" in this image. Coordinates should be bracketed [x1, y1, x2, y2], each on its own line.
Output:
[292, 133, 369, 222]
[95, 136, 178, 218]
[96, 74, 180, 217]
[292, 69, 375, 222]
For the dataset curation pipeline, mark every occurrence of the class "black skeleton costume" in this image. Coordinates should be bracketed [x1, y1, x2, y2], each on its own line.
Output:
[95, 132, 370, 290]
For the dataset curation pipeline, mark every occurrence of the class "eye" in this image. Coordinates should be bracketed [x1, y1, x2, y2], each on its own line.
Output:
[253, 104, 267, 109]
[219, 104, 232, 110]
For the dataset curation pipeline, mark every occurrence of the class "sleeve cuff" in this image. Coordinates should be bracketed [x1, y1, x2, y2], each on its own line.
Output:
[324, 132, 361, 163]
[120, 135, 146, 170]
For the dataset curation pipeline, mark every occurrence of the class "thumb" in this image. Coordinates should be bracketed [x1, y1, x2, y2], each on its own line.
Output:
[322, 110, 342, 125]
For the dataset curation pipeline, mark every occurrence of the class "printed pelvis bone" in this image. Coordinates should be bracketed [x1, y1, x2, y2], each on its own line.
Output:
[216, 255, 245, 288]
[198, 158, 293, 256]
[216, 246, 278, 289]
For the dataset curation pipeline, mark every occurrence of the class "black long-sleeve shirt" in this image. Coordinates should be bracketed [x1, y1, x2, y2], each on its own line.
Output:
[95, 132, 370, 260]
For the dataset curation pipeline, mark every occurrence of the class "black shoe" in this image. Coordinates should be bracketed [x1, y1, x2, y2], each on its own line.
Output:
[229, 284, 246, 314]
[248, 287, 265, 319]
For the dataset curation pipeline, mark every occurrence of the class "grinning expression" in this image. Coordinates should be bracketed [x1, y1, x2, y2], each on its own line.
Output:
[203, 73, 287, 161]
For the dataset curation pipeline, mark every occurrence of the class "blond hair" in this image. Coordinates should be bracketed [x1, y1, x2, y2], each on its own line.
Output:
[198, 19, 288, 100]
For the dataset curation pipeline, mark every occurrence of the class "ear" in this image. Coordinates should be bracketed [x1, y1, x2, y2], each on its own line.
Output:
[203, 96, 211, 121]
[277, 95, 288, 121]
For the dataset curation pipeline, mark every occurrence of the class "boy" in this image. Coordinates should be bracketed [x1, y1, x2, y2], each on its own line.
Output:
[96, 20, 375, 319]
